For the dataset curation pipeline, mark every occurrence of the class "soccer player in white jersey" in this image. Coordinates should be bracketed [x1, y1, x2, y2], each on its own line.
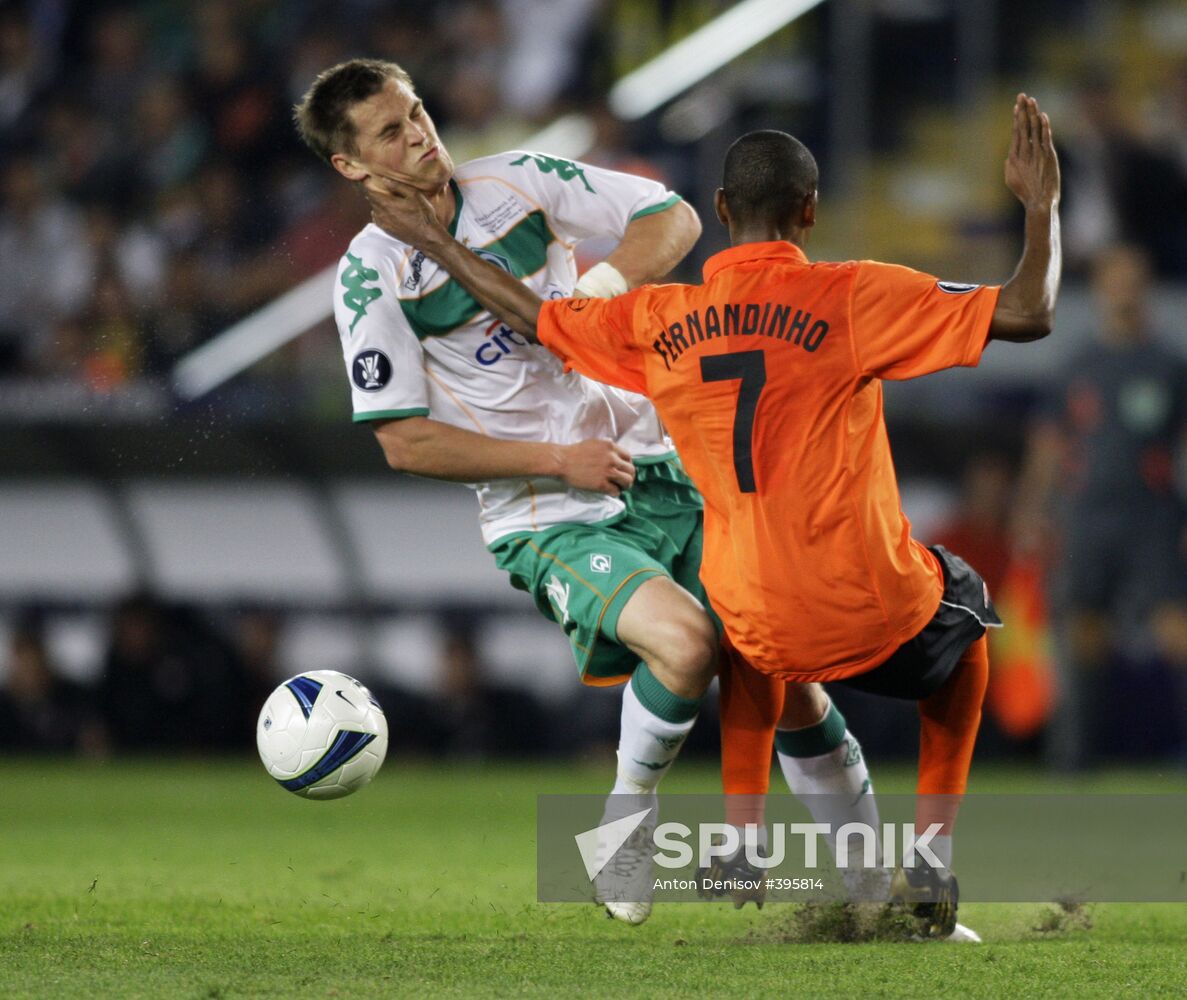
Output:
[295, 59, 888, 927]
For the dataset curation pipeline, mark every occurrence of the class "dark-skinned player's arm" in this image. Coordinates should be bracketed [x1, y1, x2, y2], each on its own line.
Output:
[364, 176, 549, 342]
[990, 93, 1062, 343]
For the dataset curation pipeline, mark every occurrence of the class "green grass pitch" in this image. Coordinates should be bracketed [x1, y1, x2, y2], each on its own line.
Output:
[1, 758, 1184, 998]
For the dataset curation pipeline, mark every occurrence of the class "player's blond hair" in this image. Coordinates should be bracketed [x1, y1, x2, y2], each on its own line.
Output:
[294, 58, 414, 164]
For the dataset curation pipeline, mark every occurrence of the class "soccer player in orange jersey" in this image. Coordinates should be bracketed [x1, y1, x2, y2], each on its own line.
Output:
[365, 93, 1061, 939]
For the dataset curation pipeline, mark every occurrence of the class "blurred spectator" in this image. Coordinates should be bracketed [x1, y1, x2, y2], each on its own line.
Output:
[37, 96, 120, 204]
[235, 607, 285, 742]
[81, 204, 166, 311]
[0, 154, 94, 372]
[0, 4, 52, 137]
[438, 62, 527, 167]
[1152, 60, 1187, 179]
[1059, 70, 1187, 277]
[131, 75, 208, 196]
[188, 3, 289, 180]
[142, 251, 228, 371]
[1016, 244, 1187, 769]
[934, 454, 1057, 748]
[498, 0, 600, 119]
[76, 271, 145, 388]
[99, 593, 248, 752]
[0, 611, 102, 755]
[932, 452, 1016, 597]
[18, 204, 164, 382]
[85, 6, 150, 123]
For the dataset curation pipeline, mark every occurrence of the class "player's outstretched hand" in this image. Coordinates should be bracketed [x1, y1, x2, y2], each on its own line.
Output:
[364, 174, 447, 248]
[560, 439, 635, 496]
[1004, 93, 1060, 210]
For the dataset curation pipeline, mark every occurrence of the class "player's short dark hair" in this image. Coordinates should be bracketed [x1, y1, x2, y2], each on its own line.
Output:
[722, 130, 818, 226]
[294, 58, 414, 164]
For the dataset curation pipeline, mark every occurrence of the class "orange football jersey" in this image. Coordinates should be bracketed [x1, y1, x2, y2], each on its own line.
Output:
[539, 241, 999, 680]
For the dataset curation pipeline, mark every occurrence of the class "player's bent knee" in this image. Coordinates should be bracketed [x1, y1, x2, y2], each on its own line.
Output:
[617, 579, 718, 691]
[648, 614, 718, 687]
[674, 616, 719, 674]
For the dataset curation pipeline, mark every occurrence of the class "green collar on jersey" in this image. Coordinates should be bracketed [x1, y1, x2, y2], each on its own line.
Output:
[447, 178, 463, 237]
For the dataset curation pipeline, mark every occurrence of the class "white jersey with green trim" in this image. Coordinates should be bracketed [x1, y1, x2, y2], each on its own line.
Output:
[334, 150, 683, 545]
[604, 387, 676, 462]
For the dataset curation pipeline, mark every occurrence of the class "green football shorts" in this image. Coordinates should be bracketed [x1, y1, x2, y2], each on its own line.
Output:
[625, 454, 708, 609]
[490, 456, 709, 686]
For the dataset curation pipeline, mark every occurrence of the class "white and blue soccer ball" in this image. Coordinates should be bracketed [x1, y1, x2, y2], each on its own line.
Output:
[256, 670, 388, 800]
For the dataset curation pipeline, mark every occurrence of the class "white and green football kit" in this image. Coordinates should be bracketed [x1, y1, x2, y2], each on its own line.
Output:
[334, 150, 702, 680]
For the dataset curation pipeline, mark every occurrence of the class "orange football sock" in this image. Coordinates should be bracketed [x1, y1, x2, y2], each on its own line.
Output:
[916, 635, 990, 836]
[718, 641, 783, 828]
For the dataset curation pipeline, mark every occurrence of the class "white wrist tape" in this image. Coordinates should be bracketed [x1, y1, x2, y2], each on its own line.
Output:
[574, 261, 629, 299]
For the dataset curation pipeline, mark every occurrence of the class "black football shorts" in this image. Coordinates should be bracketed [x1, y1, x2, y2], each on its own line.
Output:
[836, 546, 1001, 701]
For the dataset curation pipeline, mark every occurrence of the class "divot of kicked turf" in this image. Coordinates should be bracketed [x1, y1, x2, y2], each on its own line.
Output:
[740, 902, 924, 944]
[1029, 899, 1095, 936]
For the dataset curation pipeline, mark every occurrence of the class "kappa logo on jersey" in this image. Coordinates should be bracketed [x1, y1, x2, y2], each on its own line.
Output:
[936, 281, 980, 294]
[403, 251, 425, 290]
[342, 252, 383, 331]
[509, 153, 596, 193]
[352, 350, 392, 391]
[589, 553, 612, 574]
[545, 574, 571, 625]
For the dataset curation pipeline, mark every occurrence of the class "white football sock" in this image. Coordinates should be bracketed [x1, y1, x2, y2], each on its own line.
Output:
[778, 723, 885, 894]
[610, 678, 697, 795]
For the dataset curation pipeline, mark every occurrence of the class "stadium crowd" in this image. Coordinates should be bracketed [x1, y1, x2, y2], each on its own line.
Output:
[3, 1, 1186, 387]
[0, 0, 624, 385]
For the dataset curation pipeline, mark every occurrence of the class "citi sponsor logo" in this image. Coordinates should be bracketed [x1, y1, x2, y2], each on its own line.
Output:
[475, 323, 530, 366]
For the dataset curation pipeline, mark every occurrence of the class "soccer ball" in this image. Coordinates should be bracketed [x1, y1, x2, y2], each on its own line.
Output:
[256, 670, 388, 800]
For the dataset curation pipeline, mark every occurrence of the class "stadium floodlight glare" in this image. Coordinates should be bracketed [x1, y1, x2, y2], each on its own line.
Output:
[608, 0, 825, 121]
[519, 113, 598, 163]
[172, 267, 336, 400]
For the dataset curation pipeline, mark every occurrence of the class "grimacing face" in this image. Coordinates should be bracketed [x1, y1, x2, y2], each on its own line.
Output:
[332, 78, 454, 192]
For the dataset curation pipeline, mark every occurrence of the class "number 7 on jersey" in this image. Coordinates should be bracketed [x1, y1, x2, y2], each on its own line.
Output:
[699, 350, 766, 494]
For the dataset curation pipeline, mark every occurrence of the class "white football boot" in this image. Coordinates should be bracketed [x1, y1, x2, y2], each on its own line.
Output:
[592, 796, 657, 925]
[947, 922, 982, 943]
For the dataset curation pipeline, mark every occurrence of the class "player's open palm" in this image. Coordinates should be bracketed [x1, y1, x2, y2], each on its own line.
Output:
[1005, 93, 1059, 210]
[561, 439, 635, 496]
